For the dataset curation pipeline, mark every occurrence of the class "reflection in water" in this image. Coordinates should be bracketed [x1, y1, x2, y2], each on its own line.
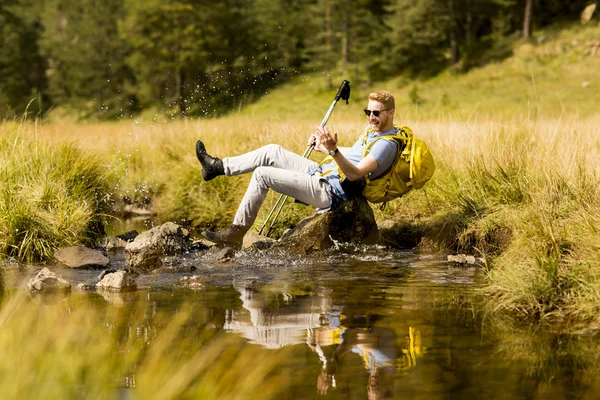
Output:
[225, 283, 326, 349]
[3, 256, 600, 399]
[226, 281, 427, 399]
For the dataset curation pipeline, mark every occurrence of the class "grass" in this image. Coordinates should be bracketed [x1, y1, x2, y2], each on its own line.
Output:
[0, 121, 114, 262]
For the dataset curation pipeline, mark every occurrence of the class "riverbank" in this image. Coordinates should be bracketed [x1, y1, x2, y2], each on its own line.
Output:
[2, 114, 599, 326]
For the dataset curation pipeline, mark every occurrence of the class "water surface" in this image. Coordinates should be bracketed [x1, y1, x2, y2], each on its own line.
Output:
[4, 247, 599, 399]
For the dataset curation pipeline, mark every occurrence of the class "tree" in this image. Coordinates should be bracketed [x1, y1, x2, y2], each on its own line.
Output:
[523, 0, 533, 40]
[0, 0, 47, 118]
[39, 0, 135, 119]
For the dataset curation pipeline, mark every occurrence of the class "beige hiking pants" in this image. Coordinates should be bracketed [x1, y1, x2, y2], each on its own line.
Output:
[223, 144, 332, 227]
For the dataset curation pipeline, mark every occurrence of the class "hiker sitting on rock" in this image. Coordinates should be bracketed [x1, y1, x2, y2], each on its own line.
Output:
[196, 90, 400, 248]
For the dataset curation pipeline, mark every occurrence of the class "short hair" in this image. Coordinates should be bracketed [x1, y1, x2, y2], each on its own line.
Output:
[368, 91, 395, 110]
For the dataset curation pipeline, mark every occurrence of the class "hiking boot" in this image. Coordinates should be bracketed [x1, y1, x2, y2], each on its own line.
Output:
[196, 140, 224, 181]
[201, 224, 249, 248]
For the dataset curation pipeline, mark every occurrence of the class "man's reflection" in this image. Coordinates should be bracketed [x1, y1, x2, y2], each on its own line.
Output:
[309, 313, 422, 399]
[225, 282, 422, 399]
[225, 282, 332, 349]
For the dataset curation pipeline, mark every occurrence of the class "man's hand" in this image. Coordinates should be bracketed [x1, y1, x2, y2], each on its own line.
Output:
[308, 130, 329, 154]
[315, 126, 338, 153]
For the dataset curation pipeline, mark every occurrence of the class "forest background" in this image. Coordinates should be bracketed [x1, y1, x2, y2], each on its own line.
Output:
[1, 0, 595, 120]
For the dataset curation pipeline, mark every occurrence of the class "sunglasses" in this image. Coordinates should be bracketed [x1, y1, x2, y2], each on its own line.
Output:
[364, 108, 390, 117]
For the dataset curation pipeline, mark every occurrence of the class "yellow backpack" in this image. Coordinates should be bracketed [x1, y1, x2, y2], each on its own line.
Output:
[362, 126, 436, 203]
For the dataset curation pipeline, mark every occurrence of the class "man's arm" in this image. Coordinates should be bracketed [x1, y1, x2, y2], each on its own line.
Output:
[315, 126, 378, 181]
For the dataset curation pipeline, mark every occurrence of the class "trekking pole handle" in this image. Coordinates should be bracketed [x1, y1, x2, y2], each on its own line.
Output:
[306, 80, 351, 159]
[334, 80, 351, 104]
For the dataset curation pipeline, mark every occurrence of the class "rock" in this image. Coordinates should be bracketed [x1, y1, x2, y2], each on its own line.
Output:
[161, 255, 181, 265]
[95, 236, 127, 250]
[125, 222, 190, 270]
[190, 239, 211, 251]
[447, 254, 479, 265]
[272, 196, 379, 255]
[96, 270, 138, 292]
[210, 246, 236, 262]
[98, 269, 118, 280]
[27, 267, 71, 293]
[77, 283, 93, 291]
[242, 231, 275, 251]
[1, 256, 24, 270]
[55, 246, 110, 269]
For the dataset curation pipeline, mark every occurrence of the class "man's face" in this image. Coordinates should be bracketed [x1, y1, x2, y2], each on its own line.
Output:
[366, 100, 394, 133]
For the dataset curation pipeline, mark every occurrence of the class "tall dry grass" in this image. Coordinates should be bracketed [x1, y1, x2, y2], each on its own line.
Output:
[399, 116, 600, 321]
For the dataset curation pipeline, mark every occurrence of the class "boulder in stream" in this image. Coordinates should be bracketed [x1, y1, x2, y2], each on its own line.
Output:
[96, 269, 138, 292]
[242, 231, 276, 251]
[271, 196, 379, 255]
[27, 267, 71, 293]
[125, 222, 190, 270]
[55, 246, 110, 269]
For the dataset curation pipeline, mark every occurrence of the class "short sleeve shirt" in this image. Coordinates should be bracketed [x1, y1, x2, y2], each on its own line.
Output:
[319, 126, 399, 201]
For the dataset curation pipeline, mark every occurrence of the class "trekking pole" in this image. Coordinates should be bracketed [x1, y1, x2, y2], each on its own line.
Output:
[258, 80, 351, 237]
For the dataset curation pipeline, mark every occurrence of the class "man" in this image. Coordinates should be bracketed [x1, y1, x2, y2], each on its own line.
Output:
[196, 90, 400, 248]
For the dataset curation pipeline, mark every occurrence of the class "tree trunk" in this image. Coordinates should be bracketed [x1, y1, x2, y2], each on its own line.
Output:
[523, 0, 533, 40]
[341, 0, 349, 75]
[325, 0, 332, 89]
[176, 66, 185, 118]
[466, 0, 472, 53]
[448, 0, 459, 65]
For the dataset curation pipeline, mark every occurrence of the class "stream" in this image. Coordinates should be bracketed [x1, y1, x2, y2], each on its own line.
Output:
[3, 244, 599, 399]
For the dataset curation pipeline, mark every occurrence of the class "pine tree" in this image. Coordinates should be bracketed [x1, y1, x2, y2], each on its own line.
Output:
[39, 0, 135, 119]
[0, 0, 47, 118]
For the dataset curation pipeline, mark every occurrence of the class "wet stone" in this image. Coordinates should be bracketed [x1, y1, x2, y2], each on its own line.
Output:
[55, 246, 110, 269]
[77, 283, 94, 291]
[180, 275, 205, 289]
[95, 236, 127, 250]
[1, 257, 24, 270]
[125, 222, 190, 271]
[447, 254, 483, 265]
[271, 196, 379, 255]
[27, 267, 71, 293]
[242, 231, 275, 250]
[210, 246, 236, 262]
[96, 270, 138, 292]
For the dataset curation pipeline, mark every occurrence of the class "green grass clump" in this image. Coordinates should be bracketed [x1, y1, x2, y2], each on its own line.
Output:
[0, 121, 114, 262]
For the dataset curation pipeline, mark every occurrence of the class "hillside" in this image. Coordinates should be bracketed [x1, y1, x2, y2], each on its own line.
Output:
[237, 21, 600, 122]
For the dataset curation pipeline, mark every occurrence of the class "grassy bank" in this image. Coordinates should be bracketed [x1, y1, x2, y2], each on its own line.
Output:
[392, 117, 600, 322]
[9, 115, 600, 324]
[0, 121, 114, 262]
